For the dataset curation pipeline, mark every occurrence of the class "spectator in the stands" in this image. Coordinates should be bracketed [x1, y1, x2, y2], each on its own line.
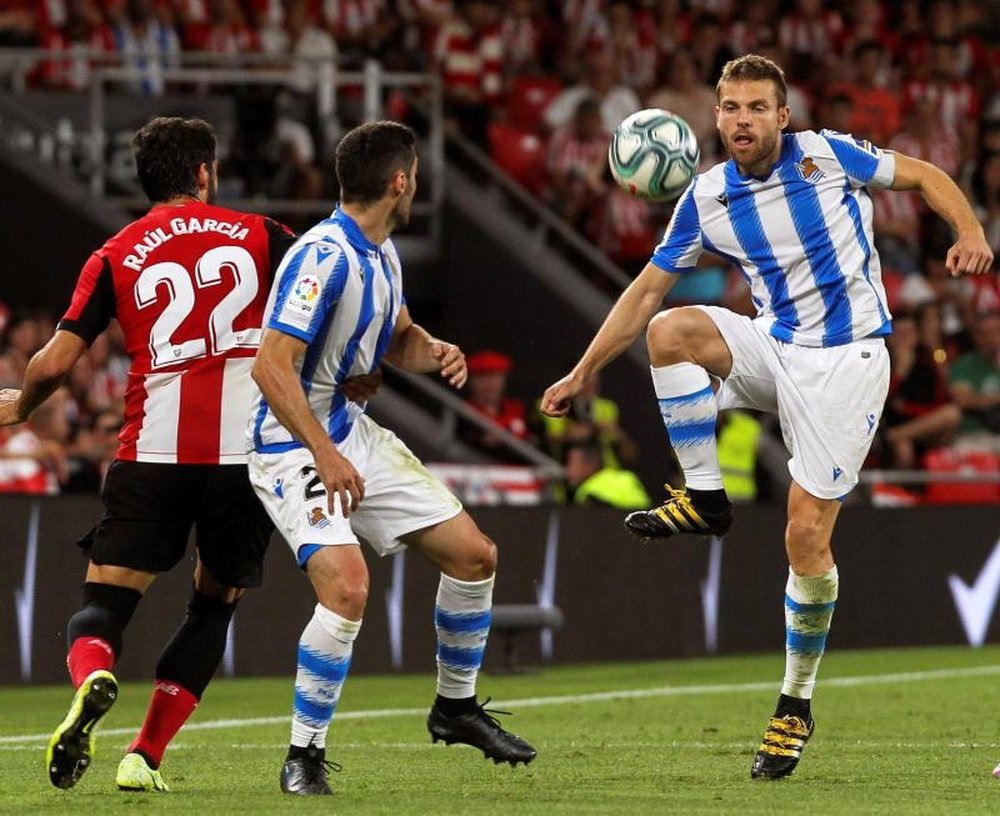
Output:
[890, 96, 961, 181]
[727, 1, 778, 56]
[902, 37, 979, 162]
[321, 0, 397, 69]
[949, 310, 1000, 449]
[500, 0, 553, 77]
[828, 40, 900, 144]
[35, 0, 114, 91]
[434, 0, 503, 146]
[535, 372, 637, 470]
[546, 96, 608, 230]
[259, 0, 337, 95]
[777, 0, 842, 80]
[0, 388, 70, 495]
[604, 0, 656, 95]
[2, 314, 45, 381]
[970, 148, 1000, 253]
[688, 12, 736, 87]
[223, 85, 322, 203]
[882, 309, 962, 470]
[64, 406, 122, 492]
[459, 349, 533, 463]
[0, 0, 37, 46]
[646, 48, 719, 169]
[185, 0, 259, 56]
[111, 0, 182, 95]
[562, 436, 650, 509]
[543, 46, 639, 135]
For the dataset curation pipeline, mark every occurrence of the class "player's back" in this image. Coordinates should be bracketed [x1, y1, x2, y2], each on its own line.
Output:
[61, 201, 293, 464]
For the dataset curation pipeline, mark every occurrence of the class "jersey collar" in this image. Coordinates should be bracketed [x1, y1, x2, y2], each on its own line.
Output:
[330, 206, 381, 255]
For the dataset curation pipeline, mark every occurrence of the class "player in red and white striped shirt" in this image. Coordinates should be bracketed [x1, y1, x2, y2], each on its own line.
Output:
[0, 116, 296, 793]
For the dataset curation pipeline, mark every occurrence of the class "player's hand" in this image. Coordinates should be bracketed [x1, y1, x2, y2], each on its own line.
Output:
[314, 446, 365, 517]
[341, 369, 382, 403]
[432, 341, 466, 389]
[541, 373, 584, 417]
[0, 389, 24, 426]
[946, 233, 994, 277]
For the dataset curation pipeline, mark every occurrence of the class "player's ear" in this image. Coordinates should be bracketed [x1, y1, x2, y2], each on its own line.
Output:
[778, 105, 790, 131]
[391, 168, 407, 197]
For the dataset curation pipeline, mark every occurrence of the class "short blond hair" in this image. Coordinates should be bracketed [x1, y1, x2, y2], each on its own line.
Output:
[716, 54, 788, 109]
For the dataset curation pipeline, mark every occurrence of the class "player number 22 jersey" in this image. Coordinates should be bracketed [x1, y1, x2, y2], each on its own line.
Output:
[59, 201, 294, 464]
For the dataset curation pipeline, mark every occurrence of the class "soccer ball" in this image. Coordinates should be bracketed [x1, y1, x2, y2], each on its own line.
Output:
[608, 109, 700, 202]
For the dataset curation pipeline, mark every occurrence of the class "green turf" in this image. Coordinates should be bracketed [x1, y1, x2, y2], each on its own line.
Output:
[2, 646, 998, 814]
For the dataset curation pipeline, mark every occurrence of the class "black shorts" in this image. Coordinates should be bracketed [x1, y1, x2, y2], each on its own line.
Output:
[81, 460, 274, 588]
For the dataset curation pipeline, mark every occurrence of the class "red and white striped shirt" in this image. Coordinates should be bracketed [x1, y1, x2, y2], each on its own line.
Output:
[59, 202, 294, 465]
[434, 17, 503, 102]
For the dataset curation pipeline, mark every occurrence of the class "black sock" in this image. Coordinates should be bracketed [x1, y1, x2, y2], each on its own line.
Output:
[687, 488, 730, 512]
[287, 744, 325, 762]
[435, 694, 477, 716]
[775, 693, 811, 719]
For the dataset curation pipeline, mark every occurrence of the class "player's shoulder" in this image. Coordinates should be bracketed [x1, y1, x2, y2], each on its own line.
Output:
[688, 164, 726, 201]
[281, 222, 352, 274]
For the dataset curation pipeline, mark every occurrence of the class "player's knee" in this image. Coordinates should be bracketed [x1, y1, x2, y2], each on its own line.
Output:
[448, 532, 497, 582]
[326, 579, 369, 620]
[647, 308, 699, 365]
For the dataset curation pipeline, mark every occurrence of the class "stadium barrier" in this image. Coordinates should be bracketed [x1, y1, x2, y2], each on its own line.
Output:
[1, 496, 998, 685]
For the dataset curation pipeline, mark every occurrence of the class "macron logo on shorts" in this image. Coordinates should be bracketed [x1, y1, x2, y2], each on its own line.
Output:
[832, 466, 843, 481]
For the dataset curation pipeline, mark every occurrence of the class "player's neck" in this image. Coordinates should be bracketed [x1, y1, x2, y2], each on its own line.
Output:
[340, 202, 392, 246]
[158, 193, 205, 207]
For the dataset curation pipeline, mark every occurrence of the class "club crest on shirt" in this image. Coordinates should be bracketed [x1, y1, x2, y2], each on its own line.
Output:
[307, 506, 331, 528]
[795, 156, 826, 183]
[287, 275, 320, 315]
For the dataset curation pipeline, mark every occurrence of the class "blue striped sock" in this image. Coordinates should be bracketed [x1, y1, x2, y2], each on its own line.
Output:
[435, 573, 494, 699]
[290, 604, 362, 749]
[781, 567, 838, 699]
[650, 362, 723, 490]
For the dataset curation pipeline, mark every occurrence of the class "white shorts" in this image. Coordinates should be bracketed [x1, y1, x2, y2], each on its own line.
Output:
[248, 413, 462, 565]
[696, 306, 890, 500]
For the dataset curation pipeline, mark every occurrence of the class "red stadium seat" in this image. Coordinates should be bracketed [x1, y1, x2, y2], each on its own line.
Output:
[922, 447, 1000, 505]
[505, 75, 563, 131]
[488, 122, 548, 197]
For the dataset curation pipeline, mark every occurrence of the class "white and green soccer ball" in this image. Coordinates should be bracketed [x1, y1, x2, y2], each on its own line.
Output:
[608, 109, 700, 202]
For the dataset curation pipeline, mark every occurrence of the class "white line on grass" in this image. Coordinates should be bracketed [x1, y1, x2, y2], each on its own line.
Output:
[2, 664, 998, 746]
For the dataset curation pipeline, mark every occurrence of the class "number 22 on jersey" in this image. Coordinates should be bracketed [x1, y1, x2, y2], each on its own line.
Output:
[135, 245, 262, 368]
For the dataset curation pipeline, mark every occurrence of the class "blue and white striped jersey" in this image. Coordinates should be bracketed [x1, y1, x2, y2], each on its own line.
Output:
[249, 208, 403, 453]
[652, 130, 896, 347]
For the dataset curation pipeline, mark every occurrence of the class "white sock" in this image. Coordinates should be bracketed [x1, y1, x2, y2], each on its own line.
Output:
[290, 604, 362, 749]
[435, 573, 494, 699]
[650, 362, 723, 490]
[781, 566, 838, 700]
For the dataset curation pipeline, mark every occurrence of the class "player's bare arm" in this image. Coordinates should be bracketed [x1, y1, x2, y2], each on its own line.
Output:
[890, 152, 994, 277]
[253, 328, 365, 515]
[384, 303, 467, 388]
[541, 262, 679, 416]
[0, 330, 87, 426]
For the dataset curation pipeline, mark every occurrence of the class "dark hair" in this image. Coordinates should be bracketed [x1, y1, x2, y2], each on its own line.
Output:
[716, 54, 788, 109]
[335, 121, 417, 205]
[132, 116, 216, 203]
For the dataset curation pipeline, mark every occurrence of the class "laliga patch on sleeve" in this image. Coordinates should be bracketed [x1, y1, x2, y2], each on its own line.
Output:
[286, 275, 321, 316]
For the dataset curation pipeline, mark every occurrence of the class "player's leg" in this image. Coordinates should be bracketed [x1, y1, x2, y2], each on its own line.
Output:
[118, 463, 273, 792]
[404, 512, 537, 766]
[280, 544, 367, 795]
[248, 446, 367, 796]
[750, 483, 840, 781]
[750, 339, 889, 780]
[49, 561, 151, 789]
[117, 562, 244, 793]
[625, 305, 738, 539]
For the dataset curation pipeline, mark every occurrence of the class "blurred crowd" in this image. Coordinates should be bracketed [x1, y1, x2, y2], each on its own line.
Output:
[0, 0, 997, 501]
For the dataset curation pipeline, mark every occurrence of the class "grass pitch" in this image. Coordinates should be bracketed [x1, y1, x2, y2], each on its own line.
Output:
[1, 645, 998, 815]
